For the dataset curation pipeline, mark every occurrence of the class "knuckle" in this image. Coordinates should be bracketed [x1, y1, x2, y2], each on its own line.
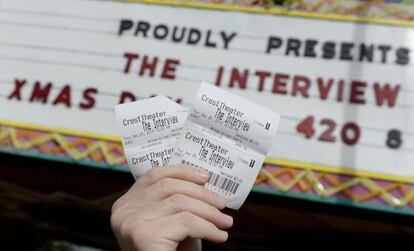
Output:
[111, 196, 124, 214]
[200, 187, 214, 202]
[119, 219, 147, 243]
[110, 211, 120, 231]
[143, 169, 159, 184]
[111, 201, 120, 215]
[178, 211, 196, 226]
[167, 194, 187, 212]
[159, 178, 175, 193]
[210, 206, 221, 216]
[118, 220, 132, 239]
[207, 190, 225, 207]
[110, 200, 125, 228]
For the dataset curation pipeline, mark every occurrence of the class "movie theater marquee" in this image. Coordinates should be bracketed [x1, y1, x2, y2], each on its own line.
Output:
[0, 0, 413, 178]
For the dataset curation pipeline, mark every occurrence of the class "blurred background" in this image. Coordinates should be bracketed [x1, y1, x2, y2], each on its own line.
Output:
[1, 0, 414, 250]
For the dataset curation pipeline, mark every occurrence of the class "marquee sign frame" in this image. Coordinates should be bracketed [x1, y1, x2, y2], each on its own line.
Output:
[1, 0, 414, 215]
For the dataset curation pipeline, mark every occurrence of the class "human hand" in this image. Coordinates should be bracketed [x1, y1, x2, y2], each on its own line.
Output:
[110, 164, 233, 251]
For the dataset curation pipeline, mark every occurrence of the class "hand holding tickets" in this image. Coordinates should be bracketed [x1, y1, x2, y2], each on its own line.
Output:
[114, 82, 280, 209]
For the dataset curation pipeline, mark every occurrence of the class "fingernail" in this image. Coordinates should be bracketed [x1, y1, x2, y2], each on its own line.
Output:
[219, 230, 228, 240]
[195, 168, 209, 180]
[223, 214, 233, 226]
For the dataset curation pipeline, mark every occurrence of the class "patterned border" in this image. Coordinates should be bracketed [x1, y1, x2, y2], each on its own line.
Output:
[122, 0, 414, 27]
[0, 126, 125, 166]
[1, 123, 414, 214]
[256, 165, 414, 209]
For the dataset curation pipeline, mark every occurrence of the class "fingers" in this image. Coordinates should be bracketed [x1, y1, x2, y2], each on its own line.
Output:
[111, 163, 233, 250]
[134, 164, 209, 189]
[148, 194, 233, 229]
[159, 212, 229, 244]
[144, 178, 227, 209]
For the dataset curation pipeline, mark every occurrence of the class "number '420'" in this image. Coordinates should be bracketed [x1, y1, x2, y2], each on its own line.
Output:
[296, 116, 360, 145]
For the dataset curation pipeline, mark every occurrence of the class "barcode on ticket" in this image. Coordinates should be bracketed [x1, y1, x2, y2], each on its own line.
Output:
[206, 171, 240, 195]
[181, 160, 240, 195]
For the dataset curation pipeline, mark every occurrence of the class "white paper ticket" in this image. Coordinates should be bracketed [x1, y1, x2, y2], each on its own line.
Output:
[172, 82, 280, 209]
[114, 96, 188, 178]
